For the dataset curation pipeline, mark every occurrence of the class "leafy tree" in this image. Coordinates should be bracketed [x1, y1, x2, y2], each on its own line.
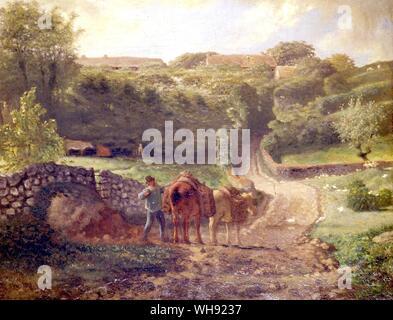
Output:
[327, 54, 356, 73]
[0, 1, 79, 112]
[266, 41, 315, 66]
[295, 57, 336, 79]
[0, 88, 64, 171]
[333, 98, 388, 161]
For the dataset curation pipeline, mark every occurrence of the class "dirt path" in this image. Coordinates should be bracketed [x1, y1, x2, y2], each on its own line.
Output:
[118, 142, 344, 300]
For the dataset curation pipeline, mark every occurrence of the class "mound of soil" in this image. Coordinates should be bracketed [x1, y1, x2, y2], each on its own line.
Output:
[46, 186, 141, 244]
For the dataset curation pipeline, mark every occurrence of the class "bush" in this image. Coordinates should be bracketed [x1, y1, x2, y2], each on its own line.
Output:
[377, 189, 393, 208]
[0, 214, 77, 270]
[347, 180, 379, 211]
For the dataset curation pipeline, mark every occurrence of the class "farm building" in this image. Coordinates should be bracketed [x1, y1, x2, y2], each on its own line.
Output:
[96, 145, 112, 157]
[206, 53, 277, 70]
[274, 65, 297, 80]
[76, 55, 166, 70]
[64, 139, 96, 156]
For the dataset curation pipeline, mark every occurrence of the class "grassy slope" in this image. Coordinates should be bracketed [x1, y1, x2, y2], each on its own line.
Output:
[281, 135, 393, 165]
[306, 168, 393, 298]
[59, 156, 229, 189]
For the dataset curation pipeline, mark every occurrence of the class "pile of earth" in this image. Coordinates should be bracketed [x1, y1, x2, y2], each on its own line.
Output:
[43, 183, 141, 244]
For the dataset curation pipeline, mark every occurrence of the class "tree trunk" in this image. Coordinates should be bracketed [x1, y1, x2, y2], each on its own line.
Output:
[17, 58, 29, 91]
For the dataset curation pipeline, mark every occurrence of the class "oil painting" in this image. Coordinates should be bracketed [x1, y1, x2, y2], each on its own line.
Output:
[0, 0, 393, 302]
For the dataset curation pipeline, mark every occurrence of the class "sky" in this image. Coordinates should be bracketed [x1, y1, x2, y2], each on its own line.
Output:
[3, 0, 393, 65]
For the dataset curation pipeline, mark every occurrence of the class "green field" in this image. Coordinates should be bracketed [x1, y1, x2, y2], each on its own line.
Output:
[306, 168, 393, 298]
[281, 135, 393, 165]
[59, 157, 229, 189]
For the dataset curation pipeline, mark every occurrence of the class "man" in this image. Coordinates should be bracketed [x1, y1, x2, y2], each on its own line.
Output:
[138, 176, 166, 242]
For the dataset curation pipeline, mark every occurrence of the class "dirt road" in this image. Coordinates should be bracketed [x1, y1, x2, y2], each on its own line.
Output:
[122, 144, 343, 300]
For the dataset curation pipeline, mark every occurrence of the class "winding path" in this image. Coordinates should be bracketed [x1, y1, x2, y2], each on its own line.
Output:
[137, 140, 343, 300]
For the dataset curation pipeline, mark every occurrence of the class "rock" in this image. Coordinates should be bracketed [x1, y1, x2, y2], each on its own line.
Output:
[0, 177, 7, 189]
[23, 207, 31, 214]
[5, 208, 15, 216]
[26, 165, 38, 177]
[12, 201, 22, 209]
[310, 238, 320, 246]
[320, 242, 330, 250]
[200, 248, 206, 254]
[1, 198, 9, 206]
[10, 187, 19, 197]
[25, 191, 34, 197]
[0, 188, 9, 197]
[23, 179, 32, 190]
[26, 197, 35, 207]
[373, 231, 393, 244]
[8, 173, 22, 187]
[33, 178, 40, 186]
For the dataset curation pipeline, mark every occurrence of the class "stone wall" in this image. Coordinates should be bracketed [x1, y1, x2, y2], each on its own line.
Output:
[98, 170, 145, 222]
[260, 149, 393, 179]
[0, 163, 146, 222]
[0, 163, 96, 219]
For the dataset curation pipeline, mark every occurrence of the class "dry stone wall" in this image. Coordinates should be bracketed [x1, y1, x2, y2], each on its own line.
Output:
[0, 163, 145, 222]
[98, 170, 145, 221]
[261, 149, 393, 179]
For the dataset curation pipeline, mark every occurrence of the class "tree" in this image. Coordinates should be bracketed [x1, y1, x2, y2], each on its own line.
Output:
[0, 88, 64, 171]
[327, 54, 356, 73]
[266, 41, 315, 66]
[0, 1, 79, 113]
[333, 98, 388, 161]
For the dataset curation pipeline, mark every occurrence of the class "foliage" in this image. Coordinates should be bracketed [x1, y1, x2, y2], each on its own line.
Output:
[295, 57, 336, 79]
[0, 1, 79, 112]
[324, 73, 351, 95]
[377, 189, 393, 208]
[346, 179, 392, 211]
[333, 98, 389, 161]
[266, 41, 315, 66]
[0, 88, 64, 171]
[327, 54, 356, 73]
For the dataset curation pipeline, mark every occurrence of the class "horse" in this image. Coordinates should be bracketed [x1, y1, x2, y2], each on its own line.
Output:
[209, 188, 257, 246]
[166, 181, 204, 244]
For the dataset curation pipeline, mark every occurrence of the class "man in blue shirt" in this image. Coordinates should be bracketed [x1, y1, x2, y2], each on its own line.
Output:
[138, 176, 166, 242]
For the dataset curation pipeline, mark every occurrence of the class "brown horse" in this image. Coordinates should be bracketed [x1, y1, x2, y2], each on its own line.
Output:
[166, 181, 204, 244]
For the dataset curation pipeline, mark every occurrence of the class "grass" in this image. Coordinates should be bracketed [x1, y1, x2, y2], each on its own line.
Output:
[0, 243, 183, 299]
[59, 156, 229, 189]
[281, 135, 393, 165]
[306, 168, 393, 298]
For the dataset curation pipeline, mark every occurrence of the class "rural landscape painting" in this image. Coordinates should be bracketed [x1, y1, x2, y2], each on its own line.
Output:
[0, 0, 393, 301]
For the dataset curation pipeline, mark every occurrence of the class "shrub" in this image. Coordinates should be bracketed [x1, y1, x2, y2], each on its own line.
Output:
[377, 189, 393, 208]
[347, 180, 379, 211]
[0, 214, 77, 270]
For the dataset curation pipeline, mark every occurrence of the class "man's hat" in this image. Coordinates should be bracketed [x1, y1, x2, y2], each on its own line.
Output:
[145, 176, 155, 183]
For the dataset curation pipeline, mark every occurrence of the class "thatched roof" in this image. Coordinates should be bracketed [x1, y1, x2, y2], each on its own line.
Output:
[206, 54, 277, 68]
[76, 56, 165, 68]
[64, 139, 95, 151]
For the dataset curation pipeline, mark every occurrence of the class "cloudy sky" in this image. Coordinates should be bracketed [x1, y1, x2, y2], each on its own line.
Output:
[5, 0, 393, 65]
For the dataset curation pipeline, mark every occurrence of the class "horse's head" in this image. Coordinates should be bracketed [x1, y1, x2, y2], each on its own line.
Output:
[240, 192, 257, 216]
